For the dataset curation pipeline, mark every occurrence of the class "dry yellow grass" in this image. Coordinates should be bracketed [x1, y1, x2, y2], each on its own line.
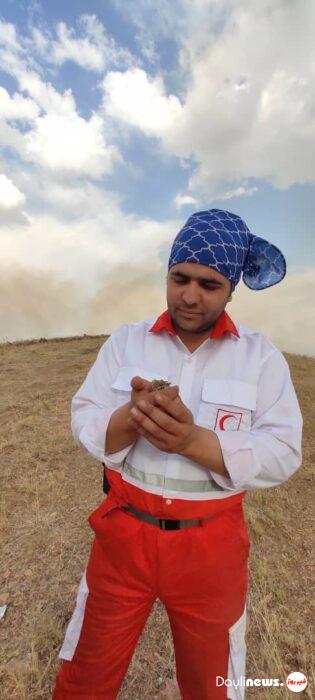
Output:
[0, 334, 314, 699]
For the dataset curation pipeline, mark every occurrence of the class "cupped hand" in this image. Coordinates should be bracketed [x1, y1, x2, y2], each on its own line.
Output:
[130, 375, 179, 409]
[127, 386, 196, 454]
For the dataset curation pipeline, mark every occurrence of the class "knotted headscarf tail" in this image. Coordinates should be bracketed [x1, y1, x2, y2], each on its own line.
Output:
[168, 209, 286, 291]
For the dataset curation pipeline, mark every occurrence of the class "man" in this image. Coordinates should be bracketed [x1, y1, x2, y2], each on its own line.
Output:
[52, 209, 303, 700]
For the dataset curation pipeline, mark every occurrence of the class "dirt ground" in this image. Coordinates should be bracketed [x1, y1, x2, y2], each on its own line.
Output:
[0, 334, 314, 699]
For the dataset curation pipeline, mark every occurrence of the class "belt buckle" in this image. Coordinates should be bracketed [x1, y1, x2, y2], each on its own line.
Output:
[159, 518, 180, 530]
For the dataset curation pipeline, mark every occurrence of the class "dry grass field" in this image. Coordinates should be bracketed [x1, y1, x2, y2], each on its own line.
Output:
[0, 334, 314, 699]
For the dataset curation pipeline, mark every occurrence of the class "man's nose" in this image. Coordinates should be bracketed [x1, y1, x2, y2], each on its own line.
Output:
[182, 282, 201, 305]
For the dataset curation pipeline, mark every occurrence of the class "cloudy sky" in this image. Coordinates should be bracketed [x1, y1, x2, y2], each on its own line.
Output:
[0, 0, 314, 354]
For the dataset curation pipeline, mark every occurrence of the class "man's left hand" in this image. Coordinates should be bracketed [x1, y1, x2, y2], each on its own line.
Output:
[127, 391, 197, 454]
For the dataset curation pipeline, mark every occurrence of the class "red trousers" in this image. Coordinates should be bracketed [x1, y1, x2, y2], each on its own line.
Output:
[52, 493, 250, 700]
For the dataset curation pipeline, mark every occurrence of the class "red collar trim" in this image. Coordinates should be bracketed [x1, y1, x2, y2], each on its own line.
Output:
[149, 309, 240, 339]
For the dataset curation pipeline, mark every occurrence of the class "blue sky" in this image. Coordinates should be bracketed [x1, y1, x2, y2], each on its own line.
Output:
[0, 0, 314, 352]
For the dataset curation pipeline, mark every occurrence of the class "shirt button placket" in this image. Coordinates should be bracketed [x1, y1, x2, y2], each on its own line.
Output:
[162, 354, 196, 502]
[179, 354, 195, 405]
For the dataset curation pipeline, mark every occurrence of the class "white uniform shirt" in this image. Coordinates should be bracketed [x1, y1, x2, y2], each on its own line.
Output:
[71, 309, 303, 502]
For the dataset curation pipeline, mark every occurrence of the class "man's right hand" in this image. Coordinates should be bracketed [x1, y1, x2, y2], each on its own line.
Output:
[130, 376, 179, 408]
[105, 377, 179, 456]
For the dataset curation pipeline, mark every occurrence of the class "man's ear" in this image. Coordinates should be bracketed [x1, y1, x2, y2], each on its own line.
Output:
[227, 281, 234, 302]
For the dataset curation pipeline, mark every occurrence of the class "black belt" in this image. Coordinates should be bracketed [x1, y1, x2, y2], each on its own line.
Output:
[122, 503, 202, 530]
[102, 464, 211, 531]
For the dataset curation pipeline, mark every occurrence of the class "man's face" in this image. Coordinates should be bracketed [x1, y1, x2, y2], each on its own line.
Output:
[166, 262, 233, 335]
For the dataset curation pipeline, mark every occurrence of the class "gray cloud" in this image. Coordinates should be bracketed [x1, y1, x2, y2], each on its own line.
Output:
[0, 263, 165, 342]
[0, 263, 313, 356]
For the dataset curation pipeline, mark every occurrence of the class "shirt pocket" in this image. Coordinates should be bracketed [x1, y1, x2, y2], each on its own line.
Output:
[197, 379, 257, 433]
[111, 366, 170, 405]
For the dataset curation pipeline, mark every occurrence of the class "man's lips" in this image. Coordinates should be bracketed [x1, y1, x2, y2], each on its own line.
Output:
[178, 309, 202, 316]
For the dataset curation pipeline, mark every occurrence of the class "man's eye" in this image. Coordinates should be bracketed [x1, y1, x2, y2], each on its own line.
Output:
[174, 279, 218, 290]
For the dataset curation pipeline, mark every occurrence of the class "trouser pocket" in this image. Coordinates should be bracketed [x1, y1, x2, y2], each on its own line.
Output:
[87, 491, 128, 536]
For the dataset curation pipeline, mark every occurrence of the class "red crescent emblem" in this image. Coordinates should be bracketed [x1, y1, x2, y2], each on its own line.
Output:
[219, 414, 238, 430]
[214, 409, 243, 430]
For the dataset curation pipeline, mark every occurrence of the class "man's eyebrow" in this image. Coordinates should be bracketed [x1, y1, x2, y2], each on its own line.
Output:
[170, 271, 224, 285]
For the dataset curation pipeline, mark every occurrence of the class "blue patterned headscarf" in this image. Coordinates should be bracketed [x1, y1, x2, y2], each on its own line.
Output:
[168, 209, 286, 291]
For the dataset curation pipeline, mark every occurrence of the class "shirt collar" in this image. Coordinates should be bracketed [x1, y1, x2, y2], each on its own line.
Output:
[148, 308, 240, 340]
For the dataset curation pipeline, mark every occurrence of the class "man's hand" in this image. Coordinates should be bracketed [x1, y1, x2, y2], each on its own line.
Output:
[105, 377, 180, 457]
[128, 378, 228, 476]
[127, 388, 197, 454]
[130, 376, 179, 409]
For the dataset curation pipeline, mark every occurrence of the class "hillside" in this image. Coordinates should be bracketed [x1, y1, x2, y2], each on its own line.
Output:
[0, 335, 314, 699]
